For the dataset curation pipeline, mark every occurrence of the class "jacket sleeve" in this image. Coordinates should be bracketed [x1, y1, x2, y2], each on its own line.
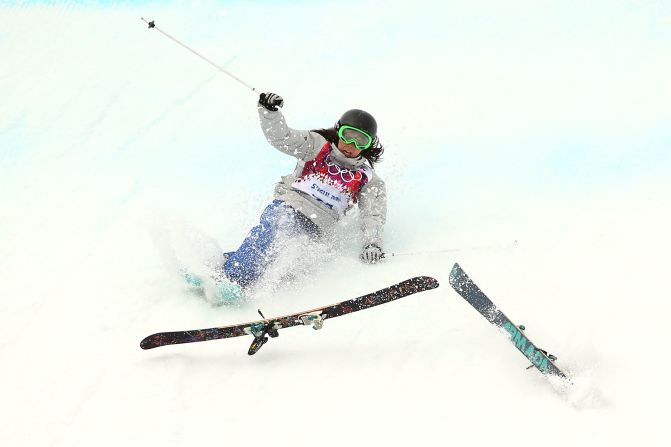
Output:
[357, 176, 387, 248]
[258, 106, 323, 160]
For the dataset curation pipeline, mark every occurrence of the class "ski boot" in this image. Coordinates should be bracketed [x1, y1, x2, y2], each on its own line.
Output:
[181, 269, 204, 290]
[182, 252, 233, 291]
[204, 278, 244, 306]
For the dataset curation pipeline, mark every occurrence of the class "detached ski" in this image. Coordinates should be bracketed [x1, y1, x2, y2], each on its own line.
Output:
[449, 263, 568, 380]
[141, 276, 439, 355]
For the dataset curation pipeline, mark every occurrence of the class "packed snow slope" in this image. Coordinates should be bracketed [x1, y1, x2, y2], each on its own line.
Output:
[1, 1, 670, 446]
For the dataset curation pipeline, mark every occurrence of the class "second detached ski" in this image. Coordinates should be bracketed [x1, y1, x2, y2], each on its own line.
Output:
[449, 263, 569, 381]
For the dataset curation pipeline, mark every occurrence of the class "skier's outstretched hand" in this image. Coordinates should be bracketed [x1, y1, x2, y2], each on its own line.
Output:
[258, 92, 284, 111]
[360, 243, 384, 264]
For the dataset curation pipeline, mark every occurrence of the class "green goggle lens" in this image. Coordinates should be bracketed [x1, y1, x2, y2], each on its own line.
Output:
[338, 125, 373, 150]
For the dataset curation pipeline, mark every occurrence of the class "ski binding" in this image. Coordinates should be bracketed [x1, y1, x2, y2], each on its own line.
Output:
[299, 312, 324, 330]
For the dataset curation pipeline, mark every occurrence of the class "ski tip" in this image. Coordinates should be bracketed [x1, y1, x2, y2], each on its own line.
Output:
[413, 276, 440, 290]
[448, 263, 464, 285]
[140, 335, 159, 350]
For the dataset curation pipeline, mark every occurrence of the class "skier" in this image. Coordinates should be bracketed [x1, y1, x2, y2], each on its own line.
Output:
[193, 92, 387, 304]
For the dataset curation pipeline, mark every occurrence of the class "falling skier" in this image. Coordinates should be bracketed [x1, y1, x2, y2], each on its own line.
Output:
[187, 92, 387, 304]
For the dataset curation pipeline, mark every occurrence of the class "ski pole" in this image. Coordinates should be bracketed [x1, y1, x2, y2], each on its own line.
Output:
[388, 240, 518, 257]
[387, 248, 460, 257]
[140, 17, 258, 94]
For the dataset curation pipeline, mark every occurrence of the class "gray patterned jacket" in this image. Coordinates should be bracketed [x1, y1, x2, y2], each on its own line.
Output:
[258, 106, 386, 248]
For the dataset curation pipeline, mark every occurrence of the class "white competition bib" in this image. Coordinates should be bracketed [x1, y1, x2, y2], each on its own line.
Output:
[291, 143, 371, 216]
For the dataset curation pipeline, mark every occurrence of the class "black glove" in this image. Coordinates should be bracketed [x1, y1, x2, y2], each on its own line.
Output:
[360, 243, 384, 264]
[258, 92, 284, 111]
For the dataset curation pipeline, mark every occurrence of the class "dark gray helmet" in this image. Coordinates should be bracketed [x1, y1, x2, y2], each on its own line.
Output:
[337, 109, 377, 139]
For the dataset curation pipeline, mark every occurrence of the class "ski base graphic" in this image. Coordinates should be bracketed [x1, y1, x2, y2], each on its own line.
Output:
[449, 263, 568, 380]
[141, 276, 439, 355]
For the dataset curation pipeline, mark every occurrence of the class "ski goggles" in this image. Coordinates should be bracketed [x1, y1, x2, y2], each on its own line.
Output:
[337, 125, 373, 150]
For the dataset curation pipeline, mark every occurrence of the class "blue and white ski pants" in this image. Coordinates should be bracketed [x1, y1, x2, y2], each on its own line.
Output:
[223, 200, 322, 287]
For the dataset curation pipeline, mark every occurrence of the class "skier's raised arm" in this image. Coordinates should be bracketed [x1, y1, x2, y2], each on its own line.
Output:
[257, 92, 323, 160]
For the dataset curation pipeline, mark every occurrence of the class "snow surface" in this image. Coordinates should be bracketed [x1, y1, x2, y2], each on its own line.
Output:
[1, 1, 670, 446]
